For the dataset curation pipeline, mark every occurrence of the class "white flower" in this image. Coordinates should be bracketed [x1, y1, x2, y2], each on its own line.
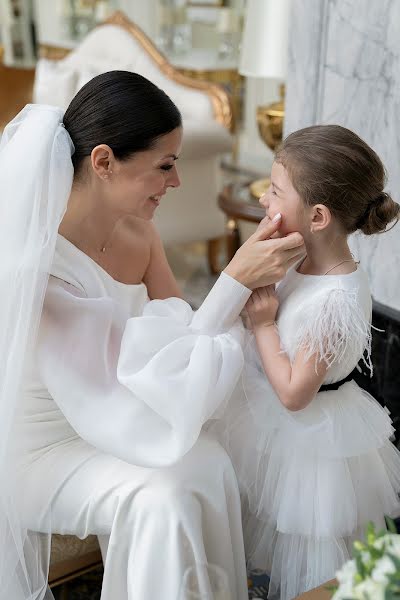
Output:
[336, 559, 357, 586]
[373, 537, 386, 551]
[371, 555, 396, 584]
[361, 550, 371, 565]
[333, 533, 400, 600]
[373, 533, 400, 556]
[353, 579, 385, 600]
[385, 534, 400, 556]
[334, 560, 357, 599]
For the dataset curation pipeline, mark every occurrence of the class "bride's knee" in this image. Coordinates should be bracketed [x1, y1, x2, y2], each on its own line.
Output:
[184, 431, 233, 474]
[120, 434, 236, 523]
[126, 482, 202, 528]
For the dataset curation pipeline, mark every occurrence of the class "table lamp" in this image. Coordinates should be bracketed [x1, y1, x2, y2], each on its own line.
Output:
[239, 0, 291, 198]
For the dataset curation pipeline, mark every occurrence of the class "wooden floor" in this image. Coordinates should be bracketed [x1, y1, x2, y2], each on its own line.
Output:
[0, 63, 35, 129]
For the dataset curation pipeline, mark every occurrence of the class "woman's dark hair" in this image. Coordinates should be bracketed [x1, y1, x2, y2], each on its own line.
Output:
[275, 124, 400, 235]
[63, 70, 182, 178]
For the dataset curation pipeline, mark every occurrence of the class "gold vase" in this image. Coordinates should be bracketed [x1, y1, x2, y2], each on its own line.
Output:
[250, 83, 285, 199]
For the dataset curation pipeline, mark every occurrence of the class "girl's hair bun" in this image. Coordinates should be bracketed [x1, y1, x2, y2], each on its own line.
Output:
[358, 191, 400, 235]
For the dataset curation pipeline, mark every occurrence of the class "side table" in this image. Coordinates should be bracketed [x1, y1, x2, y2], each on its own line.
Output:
[218, 181, 264, 261]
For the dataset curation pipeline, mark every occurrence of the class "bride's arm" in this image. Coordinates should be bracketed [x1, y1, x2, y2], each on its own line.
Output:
[37, 275, 248, 468]
[143, 223, 182, 300]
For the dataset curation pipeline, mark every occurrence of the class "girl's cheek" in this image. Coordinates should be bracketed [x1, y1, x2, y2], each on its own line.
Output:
[282, 211, 303, 235]
[279, 220, 297, 236]
[278, 214, 289, 235]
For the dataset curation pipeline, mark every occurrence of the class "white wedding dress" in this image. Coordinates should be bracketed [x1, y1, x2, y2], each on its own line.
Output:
[15, 234, 251, 600]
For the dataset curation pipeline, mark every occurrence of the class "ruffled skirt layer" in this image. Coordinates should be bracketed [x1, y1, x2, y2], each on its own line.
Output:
[213, 352, 400, 600]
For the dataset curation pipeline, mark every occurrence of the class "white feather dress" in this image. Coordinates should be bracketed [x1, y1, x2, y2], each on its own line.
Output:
[217, 265, 400, 600]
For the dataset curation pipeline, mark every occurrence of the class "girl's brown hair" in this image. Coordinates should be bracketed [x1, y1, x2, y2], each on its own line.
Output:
[275, 125, 399, 235]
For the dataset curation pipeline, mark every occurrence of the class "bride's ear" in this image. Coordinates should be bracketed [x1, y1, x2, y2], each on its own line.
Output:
[91, 145, 115, 181]
[310, 204, 331, 233]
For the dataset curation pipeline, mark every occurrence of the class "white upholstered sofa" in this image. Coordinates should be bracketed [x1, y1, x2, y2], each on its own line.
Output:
[34, 12, 233, 269]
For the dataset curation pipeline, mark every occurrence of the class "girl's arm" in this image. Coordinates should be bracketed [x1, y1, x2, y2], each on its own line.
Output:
[143, 223, 183, 300]
[247, 287, 328, 411]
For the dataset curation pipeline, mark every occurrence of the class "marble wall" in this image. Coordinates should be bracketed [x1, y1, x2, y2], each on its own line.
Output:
[285, 0, 400, 311]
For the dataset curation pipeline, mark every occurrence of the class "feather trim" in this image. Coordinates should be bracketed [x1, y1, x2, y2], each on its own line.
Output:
[293, 287, 372, 373]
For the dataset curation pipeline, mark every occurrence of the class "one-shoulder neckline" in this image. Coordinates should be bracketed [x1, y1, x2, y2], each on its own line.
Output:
[57, 234, 147, 290]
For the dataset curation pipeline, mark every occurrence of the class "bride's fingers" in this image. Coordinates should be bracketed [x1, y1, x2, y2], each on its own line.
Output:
[245, 295, 255, 308]
[283, 244, 306, 262]
[285, 254, 305, 270]
[255, 215, 270, 232]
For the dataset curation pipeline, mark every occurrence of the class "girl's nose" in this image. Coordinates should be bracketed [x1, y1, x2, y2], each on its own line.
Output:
[259, 192, 268, 207]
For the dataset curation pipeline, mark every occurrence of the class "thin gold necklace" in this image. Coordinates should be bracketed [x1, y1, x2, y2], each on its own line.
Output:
[324, 258, 358, 275]
[99, 225, 118, 254]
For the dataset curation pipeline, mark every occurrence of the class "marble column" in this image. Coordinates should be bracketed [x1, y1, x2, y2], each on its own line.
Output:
[285, 0, 400, 311]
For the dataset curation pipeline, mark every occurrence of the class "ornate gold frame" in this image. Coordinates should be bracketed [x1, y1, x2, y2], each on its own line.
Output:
[39, 11, 233, 131]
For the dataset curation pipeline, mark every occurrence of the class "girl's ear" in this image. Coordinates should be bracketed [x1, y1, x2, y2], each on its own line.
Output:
[310, 204, 332, 233]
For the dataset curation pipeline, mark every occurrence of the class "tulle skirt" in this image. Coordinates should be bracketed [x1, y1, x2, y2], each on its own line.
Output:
[211, 345, 400, 600]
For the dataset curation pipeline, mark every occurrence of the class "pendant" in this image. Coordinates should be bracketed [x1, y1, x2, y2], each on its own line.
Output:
[101, 247, 106, 253]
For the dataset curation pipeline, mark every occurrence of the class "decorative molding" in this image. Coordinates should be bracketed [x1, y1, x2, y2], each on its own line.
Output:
[39, 44, 71, 60]
[106, 12, 233, 131]
[39, 10, 233, 131]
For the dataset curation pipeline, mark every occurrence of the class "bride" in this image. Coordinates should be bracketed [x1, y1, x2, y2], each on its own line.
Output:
[0, 70, 304, 600]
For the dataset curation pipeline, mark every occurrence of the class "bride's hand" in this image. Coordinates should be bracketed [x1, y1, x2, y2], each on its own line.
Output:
[255, 215, 281, 239]
[224, 213, 305, 290]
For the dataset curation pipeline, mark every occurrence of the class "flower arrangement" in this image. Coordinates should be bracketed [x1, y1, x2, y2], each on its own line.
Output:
[332, 520, 400, 600]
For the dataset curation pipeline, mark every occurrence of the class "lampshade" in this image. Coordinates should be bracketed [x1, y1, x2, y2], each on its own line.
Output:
[239, 0, 291, 79]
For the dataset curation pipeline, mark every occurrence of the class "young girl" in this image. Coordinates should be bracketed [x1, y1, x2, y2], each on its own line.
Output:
[222, 125, 400, 600]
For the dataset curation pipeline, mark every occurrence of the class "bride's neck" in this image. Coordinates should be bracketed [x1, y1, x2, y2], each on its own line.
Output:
[59, 185, 121, 252]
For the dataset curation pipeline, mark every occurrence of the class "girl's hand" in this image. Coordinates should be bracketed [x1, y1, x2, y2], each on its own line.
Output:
[246, 285, 279, 330]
